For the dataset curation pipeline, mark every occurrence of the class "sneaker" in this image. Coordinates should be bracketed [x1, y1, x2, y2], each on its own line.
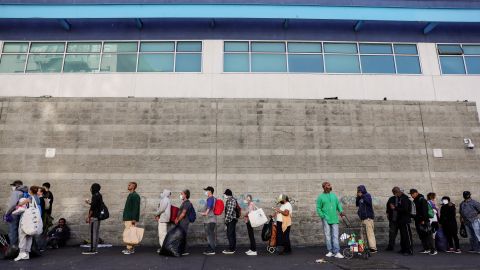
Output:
[446, 248, 454, 253]
[82, 250, 98, 255]
[454, 249, 462, 254]
[419, 250, 430, 254]
[370, 249, 378, 254]
[334, 253, 344, 259]
[245, 249, 252, 254]
[123, 249, 134, 255]
[429, 250, 438, 256]
[246, 251, 257, 256]
[203, 251, 216, 255]
[222, 250, 235, 254]
[14, 252, 29, 261]
[157, 248, 161, 254]
[181, 252, 190, 256]
[325, 252, 334, 257]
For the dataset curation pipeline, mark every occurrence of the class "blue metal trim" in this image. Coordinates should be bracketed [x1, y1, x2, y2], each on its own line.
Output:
[423, 22, 439, 34]
[1, 4, 480, 23]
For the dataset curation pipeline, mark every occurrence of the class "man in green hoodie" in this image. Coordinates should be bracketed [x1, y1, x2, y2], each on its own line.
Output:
[316, 181, 345, 260]
[122, 182, 141, 255]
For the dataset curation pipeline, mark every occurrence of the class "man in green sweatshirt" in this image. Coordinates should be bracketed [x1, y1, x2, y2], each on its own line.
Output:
[316, 181, 345, 260]
[122, 182, 141, 255]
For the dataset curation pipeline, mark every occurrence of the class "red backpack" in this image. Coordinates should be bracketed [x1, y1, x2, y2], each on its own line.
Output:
[170, 205, 179, 223]
[213, 198, 224, 216]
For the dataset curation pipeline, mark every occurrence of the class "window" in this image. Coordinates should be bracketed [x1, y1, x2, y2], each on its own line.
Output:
[138, 42, 174, 72]
[438, 44, 480, 75]
[64, 42, 101, 72]
[223, 41, 420, 74]
[26, 42, 65, 73]
[0, 42, 28, 73]
[175, 41, 202, 72]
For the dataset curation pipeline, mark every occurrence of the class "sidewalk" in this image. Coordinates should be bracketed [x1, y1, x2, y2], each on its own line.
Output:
[1, 245, 479, 270]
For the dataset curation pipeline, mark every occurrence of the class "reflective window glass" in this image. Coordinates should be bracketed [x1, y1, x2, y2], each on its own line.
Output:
[224, 42, 249, 52]
[224, 53, 249, 72]
[63, 54, 100, 72]
[3, 42, 29, 53]
[251, 54, 287, 72]
[394, 44, 418, 55]
[103, 42, 137, 53]
[67, 42, 101, 53]
[100, 54, 137, 72]
[0, 54, 26, 73]
[324, 55, 360, 73]
[288, 54, 323, 73]
[140, 42, 175, 52]
[360, 55, 395, 74]
[463, 45, 480, 55]
[324, 43, 357, 54]
[288, 42, 322, 53]
[175, 53, 201, 72]
[30, 42, 65, 53]
[440, 56, 466, 74]
[438, 45, 463, 55]
[251, 42, 285, 52]
[138, 53, 174, 72]
[465, 56, 480, 74]
[176, 42, 202, 52]
[359, 43, 392, 54]
[26, 54, 63, 72]
[395, 56, 421, 74]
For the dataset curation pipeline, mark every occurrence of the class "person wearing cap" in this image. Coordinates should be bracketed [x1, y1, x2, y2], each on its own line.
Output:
[391, 187, 413, 256]
[459, 191, 480, 253]
[409, 189, 437, 255]
[5, 180, 28, 248]
[223, 189, 238, 254]
[439, 196, 461, 253]
[201, 186, 217, 255]
[274, 194, 293, 255]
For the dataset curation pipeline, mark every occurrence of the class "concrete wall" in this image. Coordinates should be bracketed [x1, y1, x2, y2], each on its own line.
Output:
[1, 97, 479, 247]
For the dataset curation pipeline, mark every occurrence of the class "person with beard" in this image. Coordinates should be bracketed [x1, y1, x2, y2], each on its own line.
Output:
[274, 194, 292, 255]
[316, 181, 345, 260]
[391, 187, 414, 256]
[83, 183, 103, 255]
[386, 189, 400, 251]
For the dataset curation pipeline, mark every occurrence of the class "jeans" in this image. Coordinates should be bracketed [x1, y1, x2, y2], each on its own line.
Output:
[322, 219, 339, 254]
[226, 219, 237, 251]
[246, 221, 257, 251]
[473, 218, 480, 242]
[8, 214, 20, 246]
[90, 218, 100, 252]
[465, 221, 480, 251]
[204, 222, 216, 252]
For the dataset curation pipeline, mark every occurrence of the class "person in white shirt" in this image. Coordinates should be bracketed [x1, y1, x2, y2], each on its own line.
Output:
[274, 194, 292, 255]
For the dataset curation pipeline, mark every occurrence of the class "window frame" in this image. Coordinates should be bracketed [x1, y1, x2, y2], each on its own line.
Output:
[437, 43, 480, 75]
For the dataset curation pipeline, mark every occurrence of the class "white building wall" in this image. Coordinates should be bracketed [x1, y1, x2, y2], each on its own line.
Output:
[1, 41, 479, 116]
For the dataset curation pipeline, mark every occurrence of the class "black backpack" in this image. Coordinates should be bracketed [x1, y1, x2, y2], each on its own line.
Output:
[99, 202, 109, 221]
[235, 200, 241, 219]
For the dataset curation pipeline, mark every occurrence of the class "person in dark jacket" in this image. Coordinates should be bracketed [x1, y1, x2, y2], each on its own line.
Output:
[5, 180, 28, 248]
[386, 189, 399, 251]
[42, 182, 54, 232]
[122, 182, 141, 255]
[391, 187, 413, 256]
[83, 183, 103, 255]
[439, 196, 461, 253]
[410, 189, 437, 255]
[459, 191, 480, 253]
[356, 185, 377, 253]
[46, 218, 71, 249]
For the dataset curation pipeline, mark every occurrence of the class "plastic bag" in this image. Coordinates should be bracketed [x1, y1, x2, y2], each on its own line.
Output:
[160, 225, 186, 257]
[435, 228, 448, 251]
[459, 223, 468, 238]
[262, 218, 273, 241]
[248, 208, 268, 228]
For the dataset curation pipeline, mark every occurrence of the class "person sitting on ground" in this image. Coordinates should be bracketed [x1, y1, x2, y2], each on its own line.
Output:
[47, 218, 71, 249]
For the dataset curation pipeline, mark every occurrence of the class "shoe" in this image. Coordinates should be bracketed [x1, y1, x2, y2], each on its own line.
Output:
[246, 251, 257, 256]
[419, 250, 430, 254]
[181, 252, 190, 256]
[157, 248, 161, 254]
[370, 249, 378, 254]
[245, 249, 252, 254]
[325, 252, 334, 257]
[222, 250, 235, 254]
[123, 249, 134, 255]
[334, 253, 344, 259]
[454, 249, 462, 254]
[429, 250, 438, 256]
[467, 249, 476, 253]
[82, 250, 98, 255]
[14, 252, 29, 261]
[446, 248, 454, 253]
[203, 251, 216, 255]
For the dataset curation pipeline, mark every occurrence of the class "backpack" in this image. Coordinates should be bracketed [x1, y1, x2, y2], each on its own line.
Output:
[99, 202, 109, 221]
[170, 205, 179, 223]
[213, 198, 224, 216]
[235, 201, 241, 219]
[426, 201, 435, 219]
[187, 204, 196, 223]
[20, 198, 43, 236]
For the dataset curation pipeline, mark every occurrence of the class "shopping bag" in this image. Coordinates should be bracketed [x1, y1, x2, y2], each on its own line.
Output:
[248, 208, 268, 228]
[122, 226, 145, 245]
[20, 199, 43, 236]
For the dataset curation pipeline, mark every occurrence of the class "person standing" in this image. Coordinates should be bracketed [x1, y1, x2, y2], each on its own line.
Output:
[83, 183, 103, 255]
[122, 182, 141, 255]
[42, 182, 54, 231]
[14, 186, 41, 261]
[223, 189, 238, 254]
[356, 185, 377, 253]
[316, 181, 344, 259]
[155, 189, 171, 253]
[391, 187, 413, 256]
[386, 189, 399, 251]
[275, 194, 293, 255]
[174, 189, 193, 256]
[439, 196, 461, 253]
[243, 194, 257, 256]
[201, 186, 217, 255]
[5, 180, 28, 248]
[410, 189, 437, 255]
[427, 193, 439, 234]
[459, 191, 480, 253]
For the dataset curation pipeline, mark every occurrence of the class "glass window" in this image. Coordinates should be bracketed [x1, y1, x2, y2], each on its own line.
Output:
[137, 54, 174, 72]
[288, 54, 323, 73]
[63, 54, 100, 72]
[439, 56, 466, 74]
[324, 55, 360, 73]
[176, 42, 202, 52]
[224, 53, 249, 72]
[359, 43, 392, 54]
[360, 55, 395, 74]
[140, 42, 175, 52]
[224, 42, 249, 52]
[175, 53, 201, 72]
[103, 42, 137, 53]
[100, 54, 137, 72]
[288, 42, 322, 53]
[395, 56, 421, 74]
[324, 43, 357, 54]
[251, 42, 285, 52]
[67, 42, 101, 53]
[26, 54, 63, 72]
[438, 44, 463, 55]
[394, 44, 418, 55]
[0, 54, 27, 73]
[465, 56, 480, 74]
[463, 45, 480, 55]
[30, 42, 65, 53]
[2, 42, 29, 53]
[251, 54, 287, 72]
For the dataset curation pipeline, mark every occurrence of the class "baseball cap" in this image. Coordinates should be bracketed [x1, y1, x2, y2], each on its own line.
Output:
[204, 186, 214, 194]
[10, 180, 23, 186]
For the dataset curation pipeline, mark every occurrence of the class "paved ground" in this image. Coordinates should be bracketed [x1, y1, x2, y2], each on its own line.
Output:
[1, 245, 480, 270]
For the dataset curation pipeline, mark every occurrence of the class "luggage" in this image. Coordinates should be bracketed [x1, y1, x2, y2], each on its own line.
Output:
[170, 205, 179, 223]
[435, 228, 448, 252]
[123, 226, 145, 245]
[20, 198, 43, 236]
[160, 225, 186, 257]
[248, 208, 268, 228]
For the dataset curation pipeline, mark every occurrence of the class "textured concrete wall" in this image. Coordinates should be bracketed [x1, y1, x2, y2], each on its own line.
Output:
[0, 97, 479, 247]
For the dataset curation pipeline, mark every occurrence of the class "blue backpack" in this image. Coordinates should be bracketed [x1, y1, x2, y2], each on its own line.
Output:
[187, 204, 196, 223]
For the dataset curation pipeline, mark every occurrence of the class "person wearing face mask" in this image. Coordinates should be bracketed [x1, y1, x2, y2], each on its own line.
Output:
[274, 194, 292, 255]
[155, 189, 171, 253]
[316, 181, 345, 260]
[201, 186, 217, 255]
[174, 189, 192, 256]
[223, 189, 238, 255]
[459, 191, 480, 253]
[5, 180, 28, 248]
[439, 196, 461, 253]
[243, 194, 257, 256]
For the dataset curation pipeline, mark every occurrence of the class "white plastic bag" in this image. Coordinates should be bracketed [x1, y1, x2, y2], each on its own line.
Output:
[248, 208, 268, 228]
[20, 198, 43, 236]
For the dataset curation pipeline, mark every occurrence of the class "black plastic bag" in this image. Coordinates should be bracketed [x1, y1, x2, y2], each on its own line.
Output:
[459, 223, 468, 238]
[435, 228, 448, 252]
[3, 246, 19, 260]
[262, 218, 273, 241]
[160, 225, 186, 257]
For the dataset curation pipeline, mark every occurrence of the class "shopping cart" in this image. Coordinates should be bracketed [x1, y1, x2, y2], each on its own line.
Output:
[340, 216, 371, 260]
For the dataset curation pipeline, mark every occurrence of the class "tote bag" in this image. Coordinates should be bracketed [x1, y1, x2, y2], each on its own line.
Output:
[248, 208, 268, 228]
[20, 198, 43, 236]
[123, 226, 145, 245]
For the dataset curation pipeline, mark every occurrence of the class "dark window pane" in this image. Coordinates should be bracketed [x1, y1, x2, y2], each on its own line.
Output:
[359, 43, 392, 54]
[324, 43, 357, 53]
[3, 42, 29, 53]
[63, 54, 100, 72]
[175, 53, 201, 72]
[140, 42, 175, 52]
[438, 44, 463, 55]
[361, 55, 395, 74]
[26, 54, 63, 73]
[288, 54, 323, 73]
[324, 55, 360, 73]
[465, 56, 480, 74]
[103, 42, 138, 53]
[395, 56, 421, 74]
[440, 56, 466, 74]
[288, 42, 322, 53]
[176, 42, 202, 52]
[30, 42, 65, 53]
[224, 53, 249, 72]
[394, 44, 418, 55]
[224, 42, 249, 52]
[67, 42, 101, 53]
[0, 54, 26, 73]
[138, 53, 174, 72]
[463, 45, 480, 55]
[251, 42, 285, 52]
[100, 54, 137, 72]
[251, 54, 287, 72]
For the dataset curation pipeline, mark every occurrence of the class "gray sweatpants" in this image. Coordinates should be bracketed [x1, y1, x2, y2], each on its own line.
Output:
[90, 218, 100, 251]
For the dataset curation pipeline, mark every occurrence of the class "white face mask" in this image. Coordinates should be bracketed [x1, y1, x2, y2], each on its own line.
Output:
[205, 191, 209, 196]
[442, 199, 449, 205]
[180, 194, 184, 200]
[11, 186, 16, 191]
[223, 194, 228, 199]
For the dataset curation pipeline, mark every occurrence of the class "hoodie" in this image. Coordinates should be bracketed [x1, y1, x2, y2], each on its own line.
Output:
[413, 194, 430, 223]
[90, 183, 103, 219]
[356, 185, 374, 220]
[6, 185, 28, 215]
[156, 189, 172, 223]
